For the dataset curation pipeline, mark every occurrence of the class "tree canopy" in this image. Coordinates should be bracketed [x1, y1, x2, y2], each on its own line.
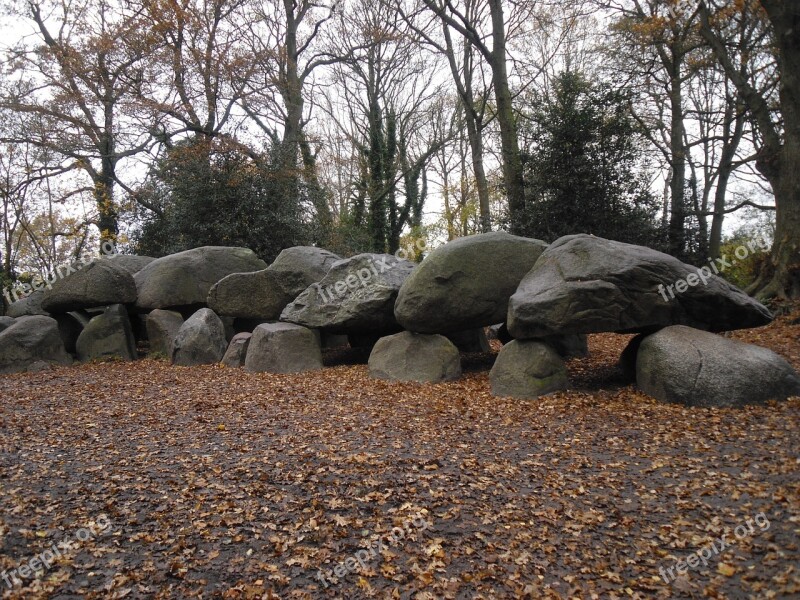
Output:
[0, 0, 797, 302]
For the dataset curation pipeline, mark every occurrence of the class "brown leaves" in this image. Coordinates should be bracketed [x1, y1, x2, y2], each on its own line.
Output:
[0, 312, 799, 597]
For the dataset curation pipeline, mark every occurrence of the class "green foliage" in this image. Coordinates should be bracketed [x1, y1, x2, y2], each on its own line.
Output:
[325, 211, 375, 257]
[518, 71, 664, 247]
[131, 138, 312, 262]
[718, 231, 772, 290]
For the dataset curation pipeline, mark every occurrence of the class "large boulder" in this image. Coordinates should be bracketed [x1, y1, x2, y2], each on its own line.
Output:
[41, 260, 137, 313]
[172, 308, 228, 366]
[508, 234, 772, 338]
[269, 246, 342, 290]
[636, 325, 800, 407]
[0, 316, 73, 374]
[368, 332, 461, 383]
[76, 305, 137, 362]
[135, 247, 268, 311]
[221, 332, 252, 368]
[146, 309, 184, 356]
[489, 340, 569, 399]
[208, 246, 340, 320]
[281, 254, 415, 334]
[208, 246, 341, 321]
[244, 323, 323, 373]
[100, 254, 155, 274]
[7, 290, 48, 317]
[208, 270, 291, 320]
[0, 316, 15, 332]
[395, 232, 548, 333]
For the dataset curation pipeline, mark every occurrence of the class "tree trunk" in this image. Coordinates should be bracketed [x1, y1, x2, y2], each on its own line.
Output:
[463, 106, 491, 233]
[668, 55, 686, 259]
[366, 63, 388, 252]
[742, 2, 800, 300]
[709, 162, 732, 259]
[436, 3, 491, 233]
[281, 0, 302, 170]
[755, 145, 800, 300]
[459, 32, 491, 233]
[299, 135, 333, 244]
[96, 126, 118, 244]
[441, 149, 455, 240]
[701, 1, 800, 300]
[709, 93, 745, 259]
[488, 0, 525, 233]
[94, 174, 118, 244]
[767, 155, 800, 299]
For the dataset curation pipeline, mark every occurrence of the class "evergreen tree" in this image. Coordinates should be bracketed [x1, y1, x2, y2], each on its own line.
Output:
[519, 71, 663, 248]
[131, 138, 311, 262]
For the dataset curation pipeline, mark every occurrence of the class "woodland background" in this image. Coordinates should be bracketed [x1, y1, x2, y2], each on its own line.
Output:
[1, 0, 798, 308]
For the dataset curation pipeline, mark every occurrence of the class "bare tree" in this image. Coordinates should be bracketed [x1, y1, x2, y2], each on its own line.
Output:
[397, 0, 494, 231]
[604, 0, 709, 258]
[1, 0, 155, 244]
[698, 0, 799, 300]
[416, 0, 527, 232]
[0, 115, 93, 294]
[320, 0, 446, 252]
[137, 0, 254, 141]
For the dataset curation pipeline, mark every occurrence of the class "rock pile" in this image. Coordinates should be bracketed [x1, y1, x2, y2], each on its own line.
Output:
[1, 236, 797, 407]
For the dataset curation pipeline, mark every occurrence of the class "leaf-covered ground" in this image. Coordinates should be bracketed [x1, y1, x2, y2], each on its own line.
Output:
[1, 313, 799, 599]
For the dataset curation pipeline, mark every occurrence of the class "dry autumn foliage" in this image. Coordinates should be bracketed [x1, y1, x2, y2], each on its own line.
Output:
[0, 309, 798, 599]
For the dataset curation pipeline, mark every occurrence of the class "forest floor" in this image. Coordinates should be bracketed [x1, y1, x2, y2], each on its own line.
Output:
[0, 309, 799, 599]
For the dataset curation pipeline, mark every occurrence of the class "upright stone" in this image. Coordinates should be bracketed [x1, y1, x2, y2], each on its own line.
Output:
[146, 309, 185, 356]
[172, 308, 228, 366]
[489, 340, 568, 399]
[221, 332, 252, 368]
[244, 323, 323, 373]
[0, 316, 73, 374]
[76, 304, 137, 362]
[368, 332, 462, 383]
